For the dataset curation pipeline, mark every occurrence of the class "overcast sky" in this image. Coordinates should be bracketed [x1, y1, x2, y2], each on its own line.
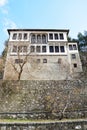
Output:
[0, 0, 87, 54]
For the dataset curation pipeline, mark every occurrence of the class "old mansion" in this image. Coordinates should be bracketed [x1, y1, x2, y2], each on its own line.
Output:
[3, 29, 82, 80]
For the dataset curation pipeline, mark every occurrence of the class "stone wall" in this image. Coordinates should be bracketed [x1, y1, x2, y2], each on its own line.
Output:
[0, 80, 86, 119]
[0, 120, 87, 130]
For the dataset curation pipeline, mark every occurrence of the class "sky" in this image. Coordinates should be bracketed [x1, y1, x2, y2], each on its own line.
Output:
[0, 0, 87, 55]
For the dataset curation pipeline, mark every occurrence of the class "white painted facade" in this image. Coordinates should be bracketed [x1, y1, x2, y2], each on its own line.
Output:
[3, 29, 82, 80]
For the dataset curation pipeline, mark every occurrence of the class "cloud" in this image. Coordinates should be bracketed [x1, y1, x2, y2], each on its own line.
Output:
[3, 18, 18, 35]
[0, 0, 8, 7]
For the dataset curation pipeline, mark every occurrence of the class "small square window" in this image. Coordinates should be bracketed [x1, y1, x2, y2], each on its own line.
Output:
[69, 45, 73, 50]
[12, 33, 17, 40]
[60, 46, 65, 52]
[71, 54, 76, 59]
[43, 59, 47, 63]
[73, 63, 77, 68]
[49, 33, 53, 40]
[15, 59, 23, 64]
[59, 33, 64, 39]
[73, 44, 77, 50]
[54, 33, 58, 40]
[49, 46, 54, 52]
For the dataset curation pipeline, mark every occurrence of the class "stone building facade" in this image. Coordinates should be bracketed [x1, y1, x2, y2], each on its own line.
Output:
[3, 29, 82, 80]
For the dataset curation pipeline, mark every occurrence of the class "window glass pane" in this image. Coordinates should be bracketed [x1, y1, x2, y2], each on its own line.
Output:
[42, 46, 46, 52]
[42, 34, 46, 43]
[49, 33, 53, 40]
[36, 46, 41, 53]
[15, 59, 23, 64]
[12, 33, 17, 40]
[18, 46, 22, 52]
[37, 35, 41, 43]
[55, 46, 59, 52]
[60, 46, 65, 52]
[73, 63, 77, 68]
[30, 46, 35, 52]
[49, 46, 54, 52]
[24, 33, 27, 40]
[12, 46, 17, 52]
[31, 34, 36, 43]
[54, 34, 58, 40]
[18, 33, 22, 40]
[23, 46, 27, 52]
[71, 54, 76, 59]
[69, 45, 73, 50]
[43, 59, 47, 63]
[73, 44, 77, 50]
[60, 33, 64, 39]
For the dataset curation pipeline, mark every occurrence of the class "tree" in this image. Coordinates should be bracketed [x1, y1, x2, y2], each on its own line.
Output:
[77, 31, 87, 51]
[8, 47, 29, 80]
[2, 40, 8, 60]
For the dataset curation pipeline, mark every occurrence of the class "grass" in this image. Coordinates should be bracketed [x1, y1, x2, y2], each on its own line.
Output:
[0, 118, 87, 123]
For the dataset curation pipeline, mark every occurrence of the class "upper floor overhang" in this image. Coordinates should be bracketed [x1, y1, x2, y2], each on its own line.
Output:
[7, 29, 69, 35]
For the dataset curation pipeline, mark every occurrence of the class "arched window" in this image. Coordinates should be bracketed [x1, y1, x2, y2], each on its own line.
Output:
[31, 34, 36, 43]
[37, 34, 41, 43]
[18, 33, 22, 40]
[42, 34, 46, 43]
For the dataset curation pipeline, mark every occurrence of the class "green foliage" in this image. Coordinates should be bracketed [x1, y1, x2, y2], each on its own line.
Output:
[2, 40, 8, 59]
[77, 31, 87, 51]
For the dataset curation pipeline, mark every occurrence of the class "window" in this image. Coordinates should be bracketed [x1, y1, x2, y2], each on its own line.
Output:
[73, 44, 77, 50]
[12, 33, 17, 40]
[37, 35, 41, 43]
[49, 33, 53, 40]
[12, 46, 17, 52]
[69, 44, 77, 50]
[24, 33, 27, 40]
[49, 46, 54, 52]
[42, 34, 46, 43]
[59, 33, 64, 39]
[43, 59, 47, 63]
[37, 59, 40, 63]
[71, 54, 76, 59]
[18, 33, 22, 40]
[42, 46, 46, 52]
[18, 46, 22, 52]
[30, 46, 35, 52]
[58, 58, 62, 64]
[60, 46, 65, 52]
[73, 63, 77, 68]
[54, 33, 58, 40]
[31, 34, 36, 43]
[69, 45, 73, 50]
[15, 59, 23, 64]
[36, 46, 41, 53]
[23, 46, 27, 52]
[55, 46, 59, 52]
